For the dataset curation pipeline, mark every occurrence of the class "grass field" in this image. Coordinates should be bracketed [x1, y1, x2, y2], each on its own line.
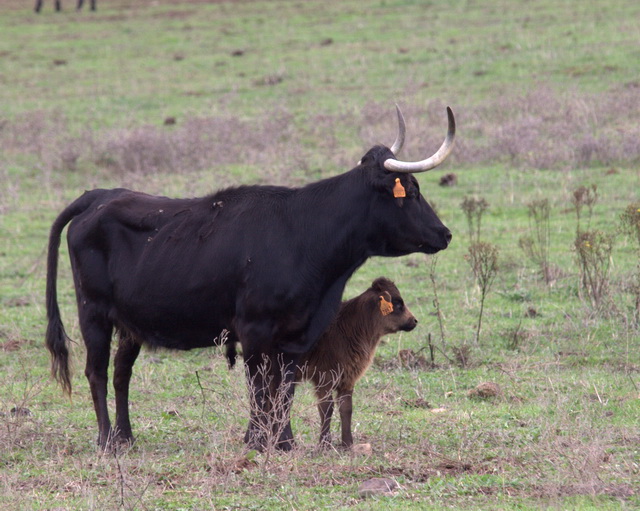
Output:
[1, 0, 639, 509]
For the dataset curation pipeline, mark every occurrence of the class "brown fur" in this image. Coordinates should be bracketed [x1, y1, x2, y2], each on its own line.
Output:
[298, 277, 417, 448]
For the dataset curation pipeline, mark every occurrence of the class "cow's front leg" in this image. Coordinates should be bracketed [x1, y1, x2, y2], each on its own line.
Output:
[243, 353, 271, 451]
[269, 352, 299, 451]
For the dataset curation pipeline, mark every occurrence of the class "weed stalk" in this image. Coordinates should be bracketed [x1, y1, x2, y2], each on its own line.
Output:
[519, 199, 552, 283]
[465, 242, 499, 344]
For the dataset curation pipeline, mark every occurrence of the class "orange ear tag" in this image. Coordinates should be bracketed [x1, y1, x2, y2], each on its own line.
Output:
[379, 295, 394, 316]
[393, 178, 406, 198]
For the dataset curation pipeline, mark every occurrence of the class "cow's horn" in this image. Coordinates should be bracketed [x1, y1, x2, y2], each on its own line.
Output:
[383, 106, 455, 173]
[389, 104, 406, 156]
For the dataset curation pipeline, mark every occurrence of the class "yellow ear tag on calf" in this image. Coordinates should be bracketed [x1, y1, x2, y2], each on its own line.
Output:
[379, 295, 394, 316]
[393, 178, 406, 198]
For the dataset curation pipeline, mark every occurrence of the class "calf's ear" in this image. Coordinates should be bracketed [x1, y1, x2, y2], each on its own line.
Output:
[371, 277, 393, 292]
[379, 292, 394, 316]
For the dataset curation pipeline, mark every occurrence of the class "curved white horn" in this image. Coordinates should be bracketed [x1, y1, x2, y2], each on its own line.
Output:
[383, 106, 455, 173]
[389, 104, 406, 156]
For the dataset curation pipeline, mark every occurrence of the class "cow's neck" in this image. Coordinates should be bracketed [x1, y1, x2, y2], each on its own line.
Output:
[294, 171, 374, 279]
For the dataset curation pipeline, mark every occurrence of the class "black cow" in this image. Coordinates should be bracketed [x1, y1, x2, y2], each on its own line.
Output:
[45, 105, 455, 451]
[35, 0, 96, 12]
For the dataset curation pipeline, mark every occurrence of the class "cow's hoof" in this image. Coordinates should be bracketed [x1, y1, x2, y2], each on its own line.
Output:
[276, 438, 295, 451]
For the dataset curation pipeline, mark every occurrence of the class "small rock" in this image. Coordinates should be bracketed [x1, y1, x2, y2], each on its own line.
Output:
[398, 349, 428, 369]
[468, 382, 502, 399]
[11, 407, 32, 417]
[439, 173, 458, 186]
[358, 477, 399, 498]
[352, 443, 372, 456]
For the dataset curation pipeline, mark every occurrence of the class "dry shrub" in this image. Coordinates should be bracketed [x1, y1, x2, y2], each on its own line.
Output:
[452, 344, 472, 368]
[360, 85, 640, 170]
[0, 108, 302, 184]
[620, 203, 640, 321]
[569, 184, 615, 312]
[571, 184, 599, 234]
[100, 111, 298, 178]
[620, 203, 640, 248]
[466, 242, 500, 343]
[3, 84, 640, 188]
[461, 196, 489, 245]
[519, 199, 552, 284]
[574, 230, 615, 311]
[458, 85, 640, 169]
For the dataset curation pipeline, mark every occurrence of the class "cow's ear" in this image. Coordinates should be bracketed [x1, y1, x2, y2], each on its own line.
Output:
[379, 292, 394, 316]
[372, 172, 413, 205]
[393, 178, 406, 198]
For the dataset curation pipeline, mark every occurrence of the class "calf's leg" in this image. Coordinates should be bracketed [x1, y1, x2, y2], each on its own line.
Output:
[314, 384, 334, 447]
[337, 389, 354, 448]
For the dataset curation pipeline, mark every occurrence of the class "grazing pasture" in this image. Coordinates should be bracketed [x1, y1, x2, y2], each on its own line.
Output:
[1, 0, 639, 509]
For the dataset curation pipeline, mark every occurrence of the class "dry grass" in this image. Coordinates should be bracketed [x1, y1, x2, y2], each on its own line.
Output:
[3, 87, 640, 195]
[2, 0, 639, 507]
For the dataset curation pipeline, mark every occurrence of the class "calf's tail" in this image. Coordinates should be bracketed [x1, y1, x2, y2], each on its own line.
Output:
[45, 190, 104, 395]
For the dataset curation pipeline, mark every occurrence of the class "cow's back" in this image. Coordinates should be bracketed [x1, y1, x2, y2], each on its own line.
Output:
[65, 189, 241, 349]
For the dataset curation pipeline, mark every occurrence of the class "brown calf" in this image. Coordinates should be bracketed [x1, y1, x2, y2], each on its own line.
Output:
[226, 277, 417, 448]
[299, 277, 417, 448]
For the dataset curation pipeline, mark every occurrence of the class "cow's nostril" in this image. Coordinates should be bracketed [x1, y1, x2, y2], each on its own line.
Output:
[445, 230, 452, 244]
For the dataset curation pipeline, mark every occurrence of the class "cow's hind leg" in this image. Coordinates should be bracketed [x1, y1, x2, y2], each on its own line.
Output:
[80, 305, 114, 449]
[113, 330, 141, 446]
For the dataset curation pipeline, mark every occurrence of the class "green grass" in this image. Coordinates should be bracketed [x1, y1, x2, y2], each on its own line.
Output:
[1, 0, 640, 509]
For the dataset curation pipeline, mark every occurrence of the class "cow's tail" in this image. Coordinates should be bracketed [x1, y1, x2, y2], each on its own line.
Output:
[45, 190, 103, 395]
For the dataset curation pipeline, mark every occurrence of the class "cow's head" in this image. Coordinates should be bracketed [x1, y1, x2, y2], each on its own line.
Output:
[370, 277, 418, 334]
[359, 106, 455, 256]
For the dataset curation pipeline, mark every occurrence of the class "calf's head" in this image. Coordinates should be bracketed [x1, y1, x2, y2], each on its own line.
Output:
[370, 277, 417, 335]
